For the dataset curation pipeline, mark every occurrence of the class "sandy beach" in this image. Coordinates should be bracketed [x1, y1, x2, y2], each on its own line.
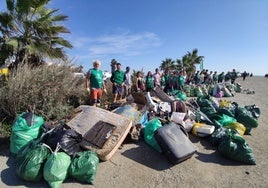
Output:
[1, 76, 267, 188]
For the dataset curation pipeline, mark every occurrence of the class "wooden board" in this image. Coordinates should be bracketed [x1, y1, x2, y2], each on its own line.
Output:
[152, 86, 174, 103]
[66, 105, 132, 161]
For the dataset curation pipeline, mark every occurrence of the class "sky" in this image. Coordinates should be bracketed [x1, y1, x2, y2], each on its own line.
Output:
[0, 0, 267, 75]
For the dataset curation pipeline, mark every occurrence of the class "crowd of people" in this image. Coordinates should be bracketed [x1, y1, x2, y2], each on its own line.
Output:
[85, 60, 248, 105]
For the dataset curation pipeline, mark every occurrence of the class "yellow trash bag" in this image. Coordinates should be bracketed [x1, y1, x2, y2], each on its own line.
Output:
[219, 99, 232, 108]
[225, 122, 246, 136]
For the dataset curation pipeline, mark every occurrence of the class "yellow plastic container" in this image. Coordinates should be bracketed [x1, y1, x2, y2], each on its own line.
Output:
[192, 122, 215, 137]
[0, 68, 9, 80]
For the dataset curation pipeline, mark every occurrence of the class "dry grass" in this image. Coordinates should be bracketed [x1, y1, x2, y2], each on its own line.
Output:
[0, 63, 88, 125]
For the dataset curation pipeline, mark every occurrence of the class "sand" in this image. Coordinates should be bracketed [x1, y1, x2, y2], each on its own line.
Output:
[0, 76, 267, 188]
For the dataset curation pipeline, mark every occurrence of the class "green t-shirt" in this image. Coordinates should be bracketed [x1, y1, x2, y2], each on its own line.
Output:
[231, 71, 237, 80]
[89, 68, 103, 88]
[213, 74, 218, 81]
[163, 74, 171, 86]
[194, 74, 200, 83]
[178, 75, 185, 86]
[146, 76, 154, 89]
[111, 70, 125, 85]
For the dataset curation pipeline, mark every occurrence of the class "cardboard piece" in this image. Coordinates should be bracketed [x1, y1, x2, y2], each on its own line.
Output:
[131, 92, 147, 105]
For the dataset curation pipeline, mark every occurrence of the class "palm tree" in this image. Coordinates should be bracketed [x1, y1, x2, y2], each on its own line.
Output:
[0, 0, 73, 67]
[160, 58, 176, 72]
[175, 58, 184, 71]
[186, 49, 204, 70]
[176, 49, 204, 80]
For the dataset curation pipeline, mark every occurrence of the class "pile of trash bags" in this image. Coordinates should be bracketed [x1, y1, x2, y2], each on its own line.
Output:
[9, 86, 261, 187]
[191, 95, 260, 164]
[183, 82, 242, 98]
[123, 89, 260, 165]
[10, 112, 99, 188]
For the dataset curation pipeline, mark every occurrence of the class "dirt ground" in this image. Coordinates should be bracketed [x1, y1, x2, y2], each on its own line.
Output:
[0, 76, 267, 188]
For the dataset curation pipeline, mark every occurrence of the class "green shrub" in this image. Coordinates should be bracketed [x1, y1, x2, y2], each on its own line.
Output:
[0, 122, 12, 137]
[0, 63, 88, 124]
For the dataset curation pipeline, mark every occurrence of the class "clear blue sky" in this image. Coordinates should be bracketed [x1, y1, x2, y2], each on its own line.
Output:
[1, 0, 267, 75]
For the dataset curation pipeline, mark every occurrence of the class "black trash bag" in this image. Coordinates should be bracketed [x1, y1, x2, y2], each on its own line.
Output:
[44, 126, 65, 151]
[45, 126, 83, 156]
[69, 151, 99, 184]
[218, 133, 256, 165]
[16, 135, 50, 181]
[60, 129, 83, 157]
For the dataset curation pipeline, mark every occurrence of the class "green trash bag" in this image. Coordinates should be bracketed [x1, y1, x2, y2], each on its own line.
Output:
[184, 85, 191, 97]
[190, 87, 195, 97]
[44, 150, 71, 188]
[201, 85, 209, 96]
[194, 86, 204, 97]
[200, 106, 217, 116]
[207, 85, 214, 96]
[69, 151, 99, 184]
[244, 105, 261, 119]
[235, 107, 258, 134]
[10, 112, 44, 155]
[196, 95, 213, 107]
[217, 107, 235, 118]
[218, 133, 256, 165]
[234, 83, 242, 93]
[223, 86, 233, 97]
[211, 119, 223, 130]
[174, 90, 187, 101]
[218, 114, 237, 127]
[144, 118, 162, 152]
[209, 127, 237, 146]
[16, 141, 49, 181]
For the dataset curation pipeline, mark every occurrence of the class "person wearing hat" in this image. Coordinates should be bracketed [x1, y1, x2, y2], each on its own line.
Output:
[85, 60, 104, 106]
[110, 63, 126, 103]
